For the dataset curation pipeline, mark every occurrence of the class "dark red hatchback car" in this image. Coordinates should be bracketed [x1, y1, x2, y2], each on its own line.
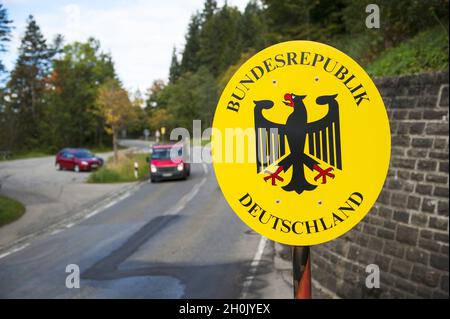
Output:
[55, 148, 104, 172]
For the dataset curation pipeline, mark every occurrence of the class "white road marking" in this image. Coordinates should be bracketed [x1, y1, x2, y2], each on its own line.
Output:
[166, 164, 209, 215]
[0, 185, 139, 259]
[50, 229, 63, 236]
[0, 163, 208, 260]
[83, 191, 131, 220]
[0, 243, 30, 260]
[240, 236, 268, 299]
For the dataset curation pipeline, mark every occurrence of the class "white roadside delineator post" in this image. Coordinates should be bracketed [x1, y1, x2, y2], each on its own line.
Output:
[134, 161, 139, 179]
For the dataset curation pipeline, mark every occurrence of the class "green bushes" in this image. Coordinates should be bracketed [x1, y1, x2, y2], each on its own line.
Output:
[88, 153, 149, 183]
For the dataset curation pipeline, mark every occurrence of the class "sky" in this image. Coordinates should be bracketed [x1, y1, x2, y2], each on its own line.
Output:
[1, 0, 249, 92]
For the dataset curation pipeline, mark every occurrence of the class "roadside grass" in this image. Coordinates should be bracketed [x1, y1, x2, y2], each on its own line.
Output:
[0, 195, 26, 227]
[88, 152, 149, 183]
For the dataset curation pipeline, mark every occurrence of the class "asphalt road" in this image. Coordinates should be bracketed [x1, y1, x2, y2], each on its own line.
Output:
[0, 151, 129, 248]
[0, 160, 289, 298]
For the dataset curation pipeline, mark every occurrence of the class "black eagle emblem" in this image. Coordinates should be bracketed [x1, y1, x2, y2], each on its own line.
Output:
[254, 93, 342, 194]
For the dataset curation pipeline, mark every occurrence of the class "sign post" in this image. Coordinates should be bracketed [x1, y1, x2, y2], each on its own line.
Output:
[292, 246, 311, 299]
[212, 40, 390, 298]
[161, 126, 166, 142]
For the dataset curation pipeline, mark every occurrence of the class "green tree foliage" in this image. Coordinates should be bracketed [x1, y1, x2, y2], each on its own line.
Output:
[126, 89, 150, 139]
[0, 3, 13, 74]
[148, 0, 268, 131]
[43, 38, 116, 151]
[2, 0, 446, 154]
[150, 0, 448, 135]
[180, 14, 201, 74]
[261, 0, 346, 42]
[240, 1, 268, 52]
[154, 66, 217, 132]
[201, 0, 218, 21]
[169, 47, 181, 83]
[5, 15, 54, 150]
[0, 4, 13, 150]
[198, 4, 243, 77]
[146, 79, 166, 109]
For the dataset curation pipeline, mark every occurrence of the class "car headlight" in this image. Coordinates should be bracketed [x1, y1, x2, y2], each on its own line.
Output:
[151, 164, 157, 173]
[81, 161, 88, 165]
[177, 163, 184, 171]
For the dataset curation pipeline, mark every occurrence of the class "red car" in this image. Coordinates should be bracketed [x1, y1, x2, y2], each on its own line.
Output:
[149, 144, 190, 182]
[55, 148, 104, 172]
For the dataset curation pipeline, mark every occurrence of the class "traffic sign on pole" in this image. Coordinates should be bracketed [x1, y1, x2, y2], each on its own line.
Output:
[212, 41, 390, 298]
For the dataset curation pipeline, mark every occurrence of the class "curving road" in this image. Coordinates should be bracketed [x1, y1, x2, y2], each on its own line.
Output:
[0, 151, 128, 248]
[0, 156, 293, 298]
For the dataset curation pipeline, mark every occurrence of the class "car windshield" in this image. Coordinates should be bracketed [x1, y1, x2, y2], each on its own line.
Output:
[152, 147, 181, 160]
[74, 150, 94, 159]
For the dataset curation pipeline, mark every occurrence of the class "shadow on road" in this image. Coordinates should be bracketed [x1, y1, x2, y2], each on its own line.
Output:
[82, 214, 272, 298]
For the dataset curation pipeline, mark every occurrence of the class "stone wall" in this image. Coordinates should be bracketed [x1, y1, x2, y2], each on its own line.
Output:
[312, 72, 449, 299]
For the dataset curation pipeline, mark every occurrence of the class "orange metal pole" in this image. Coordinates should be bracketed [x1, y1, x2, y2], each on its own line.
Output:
[293, 246, 311, 299]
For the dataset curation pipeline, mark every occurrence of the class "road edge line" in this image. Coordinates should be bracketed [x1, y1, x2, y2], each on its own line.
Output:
[0, 181, 143, 259]
[240, 236, 268, 299]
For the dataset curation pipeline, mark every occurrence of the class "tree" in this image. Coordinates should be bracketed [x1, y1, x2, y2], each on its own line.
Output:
[240, 1, 267, 52]
[0, 4, 13, 150]
[6, 15, 53, 150]
[0, 3, 13, 74]
[148, 108, 173, 132]
[44, 38, 115, 150]
[262, 0, 346, 42]
[180, 14, 201, 74]
[126, 89, 149, 138]
[201, 0, 217, 22]
[96, 79, 135, 162]
[145, 79, 165, 109]
[160, 66, 217, 131]
[198, 4, 242, 76]
[168, 47, 181, 83]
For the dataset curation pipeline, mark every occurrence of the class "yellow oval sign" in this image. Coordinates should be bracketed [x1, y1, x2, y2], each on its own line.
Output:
[212, 41, 390, 246]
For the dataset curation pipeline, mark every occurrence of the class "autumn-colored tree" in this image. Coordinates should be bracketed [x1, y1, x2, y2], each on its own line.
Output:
[148, 108, 173, 133]
[97, 79, 135, 162]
